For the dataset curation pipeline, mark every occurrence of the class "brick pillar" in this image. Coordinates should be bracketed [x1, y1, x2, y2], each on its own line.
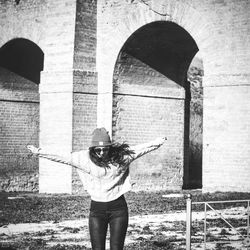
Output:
[39, 70, 73, 194]
[71, 69, 98, 194]
[203, 74, 250, 192]
[96, 68, 113, 135]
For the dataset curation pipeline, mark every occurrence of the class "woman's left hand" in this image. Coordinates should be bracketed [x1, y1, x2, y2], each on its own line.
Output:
[27, 145, 41, 154]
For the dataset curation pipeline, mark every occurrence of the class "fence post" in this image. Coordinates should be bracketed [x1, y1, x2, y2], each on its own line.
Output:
[186, 193, 192, 250]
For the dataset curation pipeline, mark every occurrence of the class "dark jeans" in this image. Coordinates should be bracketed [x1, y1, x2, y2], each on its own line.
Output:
[89, 195, 128, 250]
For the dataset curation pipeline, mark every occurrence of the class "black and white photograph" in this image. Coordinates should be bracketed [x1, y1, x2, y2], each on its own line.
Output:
[0, 0, 250, 249]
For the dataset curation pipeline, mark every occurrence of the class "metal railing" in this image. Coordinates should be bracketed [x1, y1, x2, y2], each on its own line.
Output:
[186, 194, 250, 250]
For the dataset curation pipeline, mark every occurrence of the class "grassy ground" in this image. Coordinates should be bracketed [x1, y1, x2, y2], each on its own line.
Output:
[1, 190, 250, 249]
[1, 190, 250, 225]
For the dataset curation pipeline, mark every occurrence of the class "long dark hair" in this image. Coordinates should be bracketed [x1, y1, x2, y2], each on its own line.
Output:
[89, 142, 135, 168]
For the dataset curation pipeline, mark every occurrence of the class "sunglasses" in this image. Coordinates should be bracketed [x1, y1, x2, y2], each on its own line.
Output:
[94, 147, 110, 154]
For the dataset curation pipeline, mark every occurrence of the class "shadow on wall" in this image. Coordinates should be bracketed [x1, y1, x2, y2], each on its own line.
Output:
[187, 58, 203, 189]
[0, 38, 44, 84]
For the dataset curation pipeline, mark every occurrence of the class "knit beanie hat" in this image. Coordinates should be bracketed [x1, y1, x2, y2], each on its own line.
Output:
[90, 127, 112, 148]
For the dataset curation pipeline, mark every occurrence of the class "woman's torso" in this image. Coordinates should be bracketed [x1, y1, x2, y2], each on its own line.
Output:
[73, 150, 133, 202]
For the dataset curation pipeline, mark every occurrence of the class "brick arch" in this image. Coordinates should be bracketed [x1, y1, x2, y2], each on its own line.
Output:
[0, 27, 45, 53]
[97, 1, 208, 190]
[120, 21, 199, 87]
[0, 41, 40, 192]
[0, 38, 44, 84]
[0, 0, 46, 51]
[97, 1, 213, 77]
[97, 1, 210, 131]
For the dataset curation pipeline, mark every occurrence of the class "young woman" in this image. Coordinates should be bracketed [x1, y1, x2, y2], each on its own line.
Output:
[27, 127, 167, 250]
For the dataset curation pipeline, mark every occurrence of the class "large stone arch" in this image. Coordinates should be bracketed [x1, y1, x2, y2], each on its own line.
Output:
[96, 0, 212, 132]
[97, 0, 250, 193]
[0, 0, 96, 194]
[96, 0, 210, 190]
[111, 20, 202, 190]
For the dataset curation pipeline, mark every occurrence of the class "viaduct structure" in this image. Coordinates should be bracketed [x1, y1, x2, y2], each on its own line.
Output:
[0, 0, 249, 194]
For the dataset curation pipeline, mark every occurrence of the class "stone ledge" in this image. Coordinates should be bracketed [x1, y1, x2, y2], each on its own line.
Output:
[203, 74, 250, 87]
[115, 83, 185, 99]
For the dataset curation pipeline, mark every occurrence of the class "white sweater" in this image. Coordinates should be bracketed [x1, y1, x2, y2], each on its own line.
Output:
[38, 138, 166, 202]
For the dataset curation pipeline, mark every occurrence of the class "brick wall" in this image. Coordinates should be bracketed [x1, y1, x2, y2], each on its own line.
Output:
[0, 67, 39, 191]
[74, 0, 97, 71]
[0, 0, 78, 193]
[0, 0, 249, 193]
[0, 0, 47, 49]
[97, 0, 250, 192]
[72, 70, 98, 195]
[0, 0, 45, 192]
[72, 71, 98, 151]
[203, 82, 250, 192]
[112, 52, 185, 190]
[42, 0, 77, 71]
[71, 0, 98, 193]
[72, 93, 97, 194]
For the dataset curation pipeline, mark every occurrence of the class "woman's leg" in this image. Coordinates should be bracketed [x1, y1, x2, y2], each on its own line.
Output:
[109, 208, 129, 250]
[89, 211, 108, 250]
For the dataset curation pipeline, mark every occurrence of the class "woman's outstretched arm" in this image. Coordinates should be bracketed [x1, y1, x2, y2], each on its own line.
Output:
[27, 145, 90, 174]
[129, 137, 167, 161]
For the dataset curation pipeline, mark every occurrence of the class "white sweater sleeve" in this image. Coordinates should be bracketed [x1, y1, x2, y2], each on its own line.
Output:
[129, 137, 167, 161]
[37, 149, 90, 174]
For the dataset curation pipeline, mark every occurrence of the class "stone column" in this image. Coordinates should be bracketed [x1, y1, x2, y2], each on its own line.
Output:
[39, 70, 73, 194]
[96, 68, 113, 135]
[202, 74, 250, 192]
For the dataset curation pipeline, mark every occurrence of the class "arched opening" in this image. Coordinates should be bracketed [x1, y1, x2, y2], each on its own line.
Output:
[112, 21, 202, 190]
[0, 38, 44, 84]
[0, 38, 44, 191]
[121, 21, 198, 86]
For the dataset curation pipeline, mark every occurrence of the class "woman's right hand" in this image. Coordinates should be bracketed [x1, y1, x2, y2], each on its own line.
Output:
[27, 145, 41, 154]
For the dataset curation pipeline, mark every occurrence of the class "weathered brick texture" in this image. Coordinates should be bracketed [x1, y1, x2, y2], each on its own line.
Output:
[39, 88, 74, 193]
[74, 0, 97, 71]
[112, 53, 185, 190]
[97, 0, 250, 192]
[0, 67, 39, 191]
[72, 93, 97, 194]
[0, 0, 249, 193]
